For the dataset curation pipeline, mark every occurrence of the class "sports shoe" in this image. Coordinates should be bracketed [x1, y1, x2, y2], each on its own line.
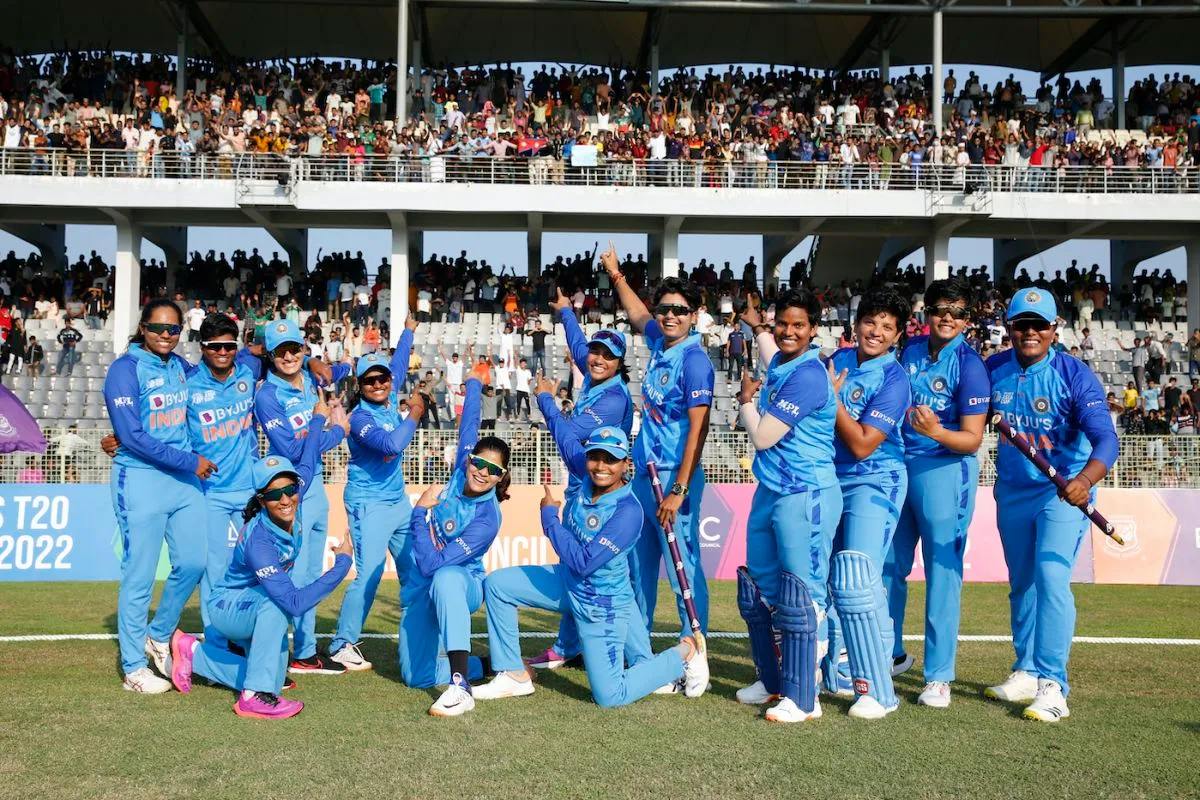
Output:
[984, 670, 1038, 703]
[892, 653, 915, 677]
[917, 681, 951, 708]
[765, 696, 823, 723]
[429, 673, 475, 717]
[682, 643, 710, 698]
[653, 678, 684, 695]
[234, 691, 304, 720]
[169, 630, 197, 694]
[1023, 679, 1070, 722]
[145, 637, 169, 677]
[123, 666, 171, 694]
[736, 679, 779, 705]
[329, 643, 373, 672]
[282, 678, 297, 691]
[527, 646, 567, 670]
[474, 671, 535, 700]
[848, 695, 899, 720]
[288, 655, 346, 676]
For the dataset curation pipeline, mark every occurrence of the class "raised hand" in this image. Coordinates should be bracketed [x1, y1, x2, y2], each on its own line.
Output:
[405, 312, 419, 332]
[534, 370, 559, 397]
[600, 241, 620, 277]
[740, 297, 764, 330]
[540, 484, 561, 511]
[549, 286, 571, 314]
[416, 484, 441, 509]
[827, 361, 848, 394]
[738, 370, 762, 405]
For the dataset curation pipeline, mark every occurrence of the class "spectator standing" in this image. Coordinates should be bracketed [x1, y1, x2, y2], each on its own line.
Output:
[1141, 379, 1161, 413]
[1188, 378, 1200, 415]
[84, 288, 106, 330]
[529, 319, 548, 375]
[185, 300, 206, 342]
[55, 319, 83, 375]
[514, 357, 533, 419]
[1121, 336, 1148, 391]
[1078, 327, 1094, 366]
[1146, 333, 1165, 383]
[725, 324, 747, 382]
[25, 336, 44, 377]
[1164, 377, 1182, 418]
[1188, 329, 1200, 377]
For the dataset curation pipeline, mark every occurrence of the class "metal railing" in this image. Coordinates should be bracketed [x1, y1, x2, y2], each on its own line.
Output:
[8, 428, 1199, 488]
[2, 148, 1198, 195]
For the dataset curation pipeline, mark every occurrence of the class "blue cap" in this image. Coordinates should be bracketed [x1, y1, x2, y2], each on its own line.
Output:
[265, 319, 304, 352]
[252, 455, 300, 492]
[583, 426, 630, 460]
[1007, 288, 1058, 323]
[356, 351, 392, 379]
[588, 329, 627, 359]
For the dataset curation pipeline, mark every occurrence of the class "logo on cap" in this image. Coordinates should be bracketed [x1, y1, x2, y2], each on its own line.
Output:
[599, 428, 613, 439]
[266, 456, 280, 467]
[1025, 290, 1041, 304]
[275, 322, 288, 332]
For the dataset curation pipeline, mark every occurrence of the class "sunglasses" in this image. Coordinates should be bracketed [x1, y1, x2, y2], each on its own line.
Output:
[144, 323, 183, 336]
[1011, 318, 1053, 333]
[654, 304, 693, 318]
[360, 373, 391, 387]
[260, 483, 299, 502]
[202, 340, 238, 352]
[469, 455, 507, 477]
[929, 304, 969, 320]
[273, 343, 305, 358]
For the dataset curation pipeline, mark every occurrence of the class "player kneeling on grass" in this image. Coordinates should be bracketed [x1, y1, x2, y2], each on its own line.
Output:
[983, 289, 1118, 722]
[735, 292, 842, 723]
[476, 376, 708, 707]
[164, 404, 355, 720]
[401, 377, 503, 717]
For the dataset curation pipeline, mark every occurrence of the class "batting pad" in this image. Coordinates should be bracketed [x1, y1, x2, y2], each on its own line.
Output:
[736, 567, 781, 695]
[830, 550, 898, 710]
[773, 571, 819, 714]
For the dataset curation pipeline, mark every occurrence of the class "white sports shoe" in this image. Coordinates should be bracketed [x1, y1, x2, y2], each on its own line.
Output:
[329, 643, 373, 672]
[429, 675, 475, 718]
[984, 670, 1039, 703]
[683, 648, 710, 698]
[848, 695, 898, 720]
[891, 653, 915, 677]
[653, 678, 684, 695]
[473, 671, 535, 700]
[735, 680, 778, 705]
[918, 681, 952, 708]
[1023, 679, 1070, 722]
[765, 696, 822, 723]
[123, 667, 171, 694]
[144, 638, 169, 677]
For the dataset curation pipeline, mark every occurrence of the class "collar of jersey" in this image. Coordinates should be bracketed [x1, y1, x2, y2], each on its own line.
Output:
[258, 509, 299, 545]
[772, 343, 821, 375]
[578, 478, 632, 508]
[129, 343, 172, 368]
[266, 369, 309, 394]
[927, 332, 965, 362]
[1015, 348, 1055, 375]
[581, 372, 624, 398]
[846, 347, 892, 373]
[658, 332, 702, 360]
[198, 359, 248, 387]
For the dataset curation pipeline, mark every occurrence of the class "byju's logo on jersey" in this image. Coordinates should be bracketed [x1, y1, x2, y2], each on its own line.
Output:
[289, 412, 308, 430]
[149, 394, 166, 410]
[1032, 396, 1051, 414]
[199, 409, 217, 425]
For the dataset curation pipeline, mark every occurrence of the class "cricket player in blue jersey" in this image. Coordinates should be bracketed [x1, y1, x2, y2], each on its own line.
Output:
[600, 244, 714, 653]
[474, 374, 709, 705]
[529, 287, 635, 671]
[733, 292, 842, 723]
[824, 287, 911, 719]
[984, 288, 1117, 722]
[164, 403, 356, 720]
[254, 318, 352, 676]
[884, 278, 991, 709]
[402, 377, 504, 717]
[327, 314, 424, 671]
[104, 299, 214, 694]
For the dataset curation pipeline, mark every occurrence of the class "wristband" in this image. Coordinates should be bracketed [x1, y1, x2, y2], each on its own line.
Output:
[612, 272, 626, 285]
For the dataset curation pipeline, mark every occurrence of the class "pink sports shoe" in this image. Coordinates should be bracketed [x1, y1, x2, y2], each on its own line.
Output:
[234, 692, 304, 720]
[527, 647, 567, 670]
[169, 630, 197, 694]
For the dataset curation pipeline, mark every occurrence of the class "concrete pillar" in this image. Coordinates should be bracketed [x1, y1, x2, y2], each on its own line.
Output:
[1187, 239, 1200, 336]
[764, 234, 805, 292]
[113, 220, 143, 354]
[408, 230, 423, 282]
[1110, 240, 1177, 297]
[411, 38, 422, 119]
[876, 236, 921, 273]
[528, 212, 543, 278]
[1113, 35, 1126, 129]
[879, 47, 890, 84]
[932, 10, 944, 137]
[926, 225, 951, 287]
[144, 226, 187, 272]
[388, 212, 410, 338]
[650, 45, 660, 97]
[662, 217, 681, 279]
[176, 17, 188, 103]
[396, 0, 408, 124]
[0, 223, 66, 272]
[992, 239, 1051, 285]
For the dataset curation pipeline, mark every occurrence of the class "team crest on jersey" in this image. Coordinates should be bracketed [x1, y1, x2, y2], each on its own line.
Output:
[659, 372, 670, 386]
[1033, 396, 1051, 414]
[585, 514, 601, 530]
[767, 390, 777, 405]
[850, 387, 864, 403]
[443, 519, 457, 535]
[237, 381, 249, 393]
[931, 377, 948, 393]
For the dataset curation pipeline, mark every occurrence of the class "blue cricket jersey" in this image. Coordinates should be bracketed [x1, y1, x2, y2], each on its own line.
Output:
[558, 307, 634, 438]
[752, 345, 838, 494]
[900, 334, 992, 460]
[827, 347, 910, 476]
[346, 330, 418, 501]
[185, 352, 262, 494]
[103, 344, 198, 476]
[633, 320, 714, 473]
[253, 363, 352, 497]
[987, 349, 1118, 495]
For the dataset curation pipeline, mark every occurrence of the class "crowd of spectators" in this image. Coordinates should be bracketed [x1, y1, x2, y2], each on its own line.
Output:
[2, 49, 1200, 188]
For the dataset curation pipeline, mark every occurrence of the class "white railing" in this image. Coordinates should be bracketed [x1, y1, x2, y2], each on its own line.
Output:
[1, 148, 1198, 195]
[12, 428, 1200, 489]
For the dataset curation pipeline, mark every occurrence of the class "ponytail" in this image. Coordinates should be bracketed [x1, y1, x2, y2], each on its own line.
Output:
[242, 494, 262, 523]
[494, 470, 512, 503]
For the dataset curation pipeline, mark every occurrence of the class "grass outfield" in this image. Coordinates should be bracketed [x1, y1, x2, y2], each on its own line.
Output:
[0, 582, 1197, 800]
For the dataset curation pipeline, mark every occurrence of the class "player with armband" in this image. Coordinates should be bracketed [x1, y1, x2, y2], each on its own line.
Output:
[474, 373, 708, 706]
[884, 278, 991, 709]
[161, 402, 354, 720]
[824, 287, 912, 719]
[983, 289, 1117, 722]
[735, 292, 842, 723]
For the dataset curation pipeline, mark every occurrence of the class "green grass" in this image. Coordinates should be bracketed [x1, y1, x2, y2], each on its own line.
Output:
[1, 581, 1198, 800]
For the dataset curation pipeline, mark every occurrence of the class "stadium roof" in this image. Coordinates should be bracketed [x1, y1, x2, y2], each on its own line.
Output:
[8, 0, 1200, 74]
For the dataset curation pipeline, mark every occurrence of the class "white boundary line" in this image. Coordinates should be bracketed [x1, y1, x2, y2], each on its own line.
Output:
[2, 632, 1198, 645]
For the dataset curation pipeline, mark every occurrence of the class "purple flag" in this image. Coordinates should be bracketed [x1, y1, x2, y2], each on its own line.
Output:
[0, 383, 46, 454]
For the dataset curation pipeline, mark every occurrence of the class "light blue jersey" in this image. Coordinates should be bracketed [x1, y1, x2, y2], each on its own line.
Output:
[104, 344, 197, 476]
[185, 354, 261, 493]
[752, 345, 838, 494]
[900, 334, 991, 460]
[827, 347, 910, 476]
[346, 329, 418, 501]
[633, 320, 714, 473]
[559, 307, 634, 439]
[254, 363, 351, 495]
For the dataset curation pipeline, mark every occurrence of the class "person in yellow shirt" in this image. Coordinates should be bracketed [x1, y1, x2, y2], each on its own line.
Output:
[1123, 381, 1139, 409]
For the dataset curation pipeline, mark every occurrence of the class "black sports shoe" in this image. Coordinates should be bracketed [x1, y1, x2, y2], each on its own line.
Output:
[288, 655, 347, 676]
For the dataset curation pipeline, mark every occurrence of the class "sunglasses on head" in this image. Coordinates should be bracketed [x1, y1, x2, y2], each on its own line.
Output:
[654, 303, 693, 318]
[1011, 318, 1053, 333]
[260, 483, 299, 502]
[929, 304, 969, 320]
[469, 455, 507, 477]
[360, 373, 391, 387]
[144, 322, 183, 336]
[202, 340, 238, 352]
